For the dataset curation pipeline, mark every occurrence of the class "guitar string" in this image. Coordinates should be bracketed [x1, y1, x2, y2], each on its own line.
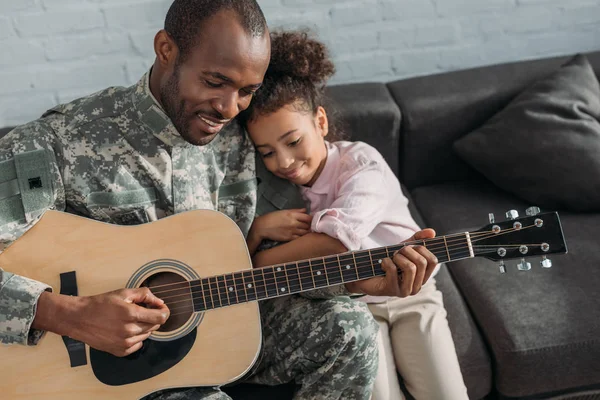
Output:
[149, 223, 540, 299]
[151, 240, 546, 308]
[163, 248, 511, 318]
[157, 232, 548, 315]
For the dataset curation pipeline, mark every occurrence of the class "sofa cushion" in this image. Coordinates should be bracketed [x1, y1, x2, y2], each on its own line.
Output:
[411, 180, 600, 398]
[387, 51, 600, 190]
[326, 83, 401, 176]
[454, 54, 600, 212]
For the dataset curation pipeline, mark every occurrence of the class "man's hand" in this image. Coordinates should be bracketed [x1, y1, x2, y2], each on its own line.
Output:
[250, 208, 312, 242]
[34, 288, 169, 357]
[345, 229, 438, 297]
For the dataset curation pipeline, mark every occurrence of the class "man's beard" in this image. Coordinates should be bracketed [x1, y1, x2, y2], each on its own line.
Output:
[159, 67, 205, 145]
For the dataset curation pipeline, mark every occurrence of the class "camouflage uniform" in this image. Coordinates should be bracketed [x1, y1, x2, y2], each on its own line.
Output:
[0, 72, 378, 399]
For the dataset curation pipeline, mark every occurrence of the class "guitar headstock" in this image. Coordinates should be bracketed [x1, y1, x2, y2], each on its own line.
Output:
[470, 207, 567, 272]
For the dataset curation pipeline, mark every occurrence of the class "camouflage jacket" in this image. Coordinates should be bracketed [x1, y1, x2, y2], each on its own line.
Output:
[0, 72, 259, 346]
[0, 72, 349, 347]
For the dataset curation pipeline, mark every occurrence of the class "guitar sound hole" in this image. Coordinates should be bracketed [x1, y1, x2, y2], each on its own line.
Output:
[141, 272, 193, 332]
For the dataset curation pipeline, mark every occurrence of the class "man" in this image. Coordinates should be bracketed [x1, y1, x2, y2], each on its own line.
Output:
[0, 1, 439, 399]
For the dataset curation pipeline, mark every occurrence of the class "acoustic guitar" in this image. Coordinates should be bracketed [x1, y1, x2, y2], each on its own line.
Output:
[0, 208, 567, 399]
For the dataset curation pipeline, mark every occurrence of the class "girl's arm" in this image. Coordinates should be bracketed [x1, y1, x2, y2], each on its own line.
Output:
[252, 232, 348, 268]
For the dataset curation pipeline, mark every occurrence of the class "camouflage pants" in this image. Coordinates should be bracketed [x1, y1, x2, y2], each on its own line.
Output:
[146, 295, 379, 400]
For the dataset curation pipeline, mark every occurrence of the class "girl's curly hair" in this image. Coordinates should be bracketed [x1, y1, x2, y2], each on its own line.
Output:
[239, 30, 345, 139]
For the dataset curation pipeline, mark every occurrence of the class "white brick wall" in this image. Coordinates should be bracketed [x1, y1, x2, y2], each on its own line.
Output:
[1, 0, 599, 126]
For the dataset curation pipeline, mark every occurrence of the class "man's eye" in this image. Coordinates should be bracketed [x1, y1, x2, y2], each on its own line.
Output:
[205, 80, 223, 88]
[241, 88, 256, 96]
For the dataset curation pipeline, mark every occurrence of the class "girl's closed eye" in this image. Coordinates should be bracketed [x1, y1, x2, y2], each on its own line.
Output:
[260, 150, 274, 158]
[288, 138, 301, 147]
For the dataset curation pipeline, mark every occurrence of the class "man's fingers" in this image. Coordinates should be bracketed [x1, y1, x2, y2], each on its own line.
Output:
[134, 304, 170, 325]
[125, 287, 164, 308]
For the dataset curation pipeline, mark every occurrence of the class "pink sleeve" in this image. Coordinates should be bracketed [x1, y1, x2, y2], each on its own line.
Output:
[311, 157, 392, 251]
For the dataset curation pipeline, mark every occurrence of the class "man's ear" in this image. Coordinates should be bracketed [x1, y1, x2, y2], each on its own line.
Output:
[316, 106, 329, 138]
[154, 29, 179, 68]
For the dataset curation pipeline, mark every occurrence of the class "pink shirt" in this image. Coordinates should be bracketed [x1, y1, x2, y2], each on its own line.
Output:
[300, 141, 435, 303]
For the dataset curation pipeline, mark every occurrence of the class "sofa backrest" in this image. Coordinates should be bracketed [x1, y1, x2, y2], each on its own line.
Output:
[326, 82, 402, 175]
[388, 51, 600, 190]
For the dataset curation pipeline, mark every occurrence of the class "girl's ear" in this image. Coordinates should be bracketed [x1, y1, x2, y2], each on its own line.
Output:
[316, 106, 329, 138]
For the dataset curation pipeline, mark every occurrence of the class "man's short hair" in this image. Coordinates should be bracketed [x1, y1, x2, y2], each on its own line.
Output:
[164, 0, 267, 62]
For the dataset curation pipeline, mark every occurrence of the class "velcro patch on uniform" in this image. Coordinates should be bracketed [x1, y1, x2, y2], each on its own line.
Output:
[13, 149, 54, 216]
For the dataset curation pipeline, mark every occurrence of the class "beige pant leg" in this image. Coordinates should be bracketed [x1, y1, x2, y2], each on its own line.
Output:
[385, 279, 469, 400]
[368, 316, 405, 400]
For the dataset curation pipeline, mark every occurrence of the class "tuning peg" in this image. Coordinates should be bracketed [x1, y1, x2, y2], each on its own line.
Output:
[506, 210, 519, 220]
[517, 258, 531, 271]
[498, 260, 506, 274]
[489, 213, 495, 224]
[540, 256, 552, 269]
[526, 206, 541, 216]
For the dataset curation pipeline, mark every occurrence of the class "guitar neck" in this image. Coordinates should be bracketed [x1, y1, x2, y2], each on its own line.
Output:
[188, 232, 473, 312]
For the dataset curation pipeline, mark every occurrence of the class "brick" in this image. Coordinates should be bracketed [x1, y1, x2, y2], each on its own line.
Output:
[336, 53, 392, 80]
[392, 49, 441, 78]
[33, 62, 128, 91]
[435, 0, 516, 17]
[266, 9, 330, 32]
[102, 1, 169, 30]
[379, 21, 458, 49]
[0, 17, 16, 40]
[329, 28, 379, 55]
[0, 0, 38, 13]
[45, 32, 131, 61]
[0, 69, 35, 95]
[380, 0, 436, 20]
[330, 2, 380, 27]
[0, 38, 46, 67]
[129, 29, 160, 59]
[15, 10, 105, 37]
[0, 93, 57, 127]
[125, 59, 153, 84]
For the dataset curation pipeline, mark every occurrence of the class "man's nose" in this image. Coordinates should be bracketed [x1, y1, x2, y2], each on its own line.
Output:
[213, 92, 240, 120]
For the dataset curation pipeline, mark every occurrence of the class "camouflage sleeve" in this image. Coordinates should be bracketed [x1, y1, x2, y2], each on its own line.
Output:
[0, 269, 52, 345]
[0, 119, 66, 345]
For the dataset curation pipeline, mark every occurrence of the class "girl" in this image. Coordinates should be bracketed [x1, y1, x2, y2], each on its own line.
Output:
[242, 30, 469, 400]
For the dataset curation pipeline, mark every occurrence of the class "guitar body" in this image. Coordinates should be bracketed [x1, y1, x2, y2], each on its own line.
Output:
[0, 210, 261, 400]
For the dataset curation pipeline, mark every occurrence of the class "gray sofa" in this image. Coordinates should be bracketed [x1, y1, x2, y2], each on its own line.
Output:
[2, 51, 599, 400]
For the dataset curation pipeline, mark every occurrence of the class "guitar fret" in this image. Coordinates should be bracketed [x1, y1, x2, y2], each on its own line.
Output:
[338, 253, 356, 282]
[298, 261, 315, 291]
[274, 265, 288, 295]
[284, 263, 301, 294]
[202, 278, 214, 310]
[324, 256, 343, 285]
[264, 267, 278, 298]
[235, 272, 248, 304]
[367, 249, 376, 277]
[253, 268, 267, 300]
[296, 262, 303, 291]
[336, 254, 344, 284]
[242, 270, 258, 301]
[216, 276, 228, 307]
[310, 258, 327, 288]
[190, 280, 204, 312]
[443, 236, 451, 261]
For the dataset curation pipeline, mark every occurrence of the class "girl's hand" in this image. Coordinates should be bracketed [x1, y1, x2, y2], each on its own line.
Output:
[252, 208, 313, 242]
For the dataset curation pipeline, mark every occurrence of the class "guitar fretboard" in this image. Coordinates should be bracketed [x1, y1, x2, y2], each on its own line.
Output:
[187, 232, 473, 312]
